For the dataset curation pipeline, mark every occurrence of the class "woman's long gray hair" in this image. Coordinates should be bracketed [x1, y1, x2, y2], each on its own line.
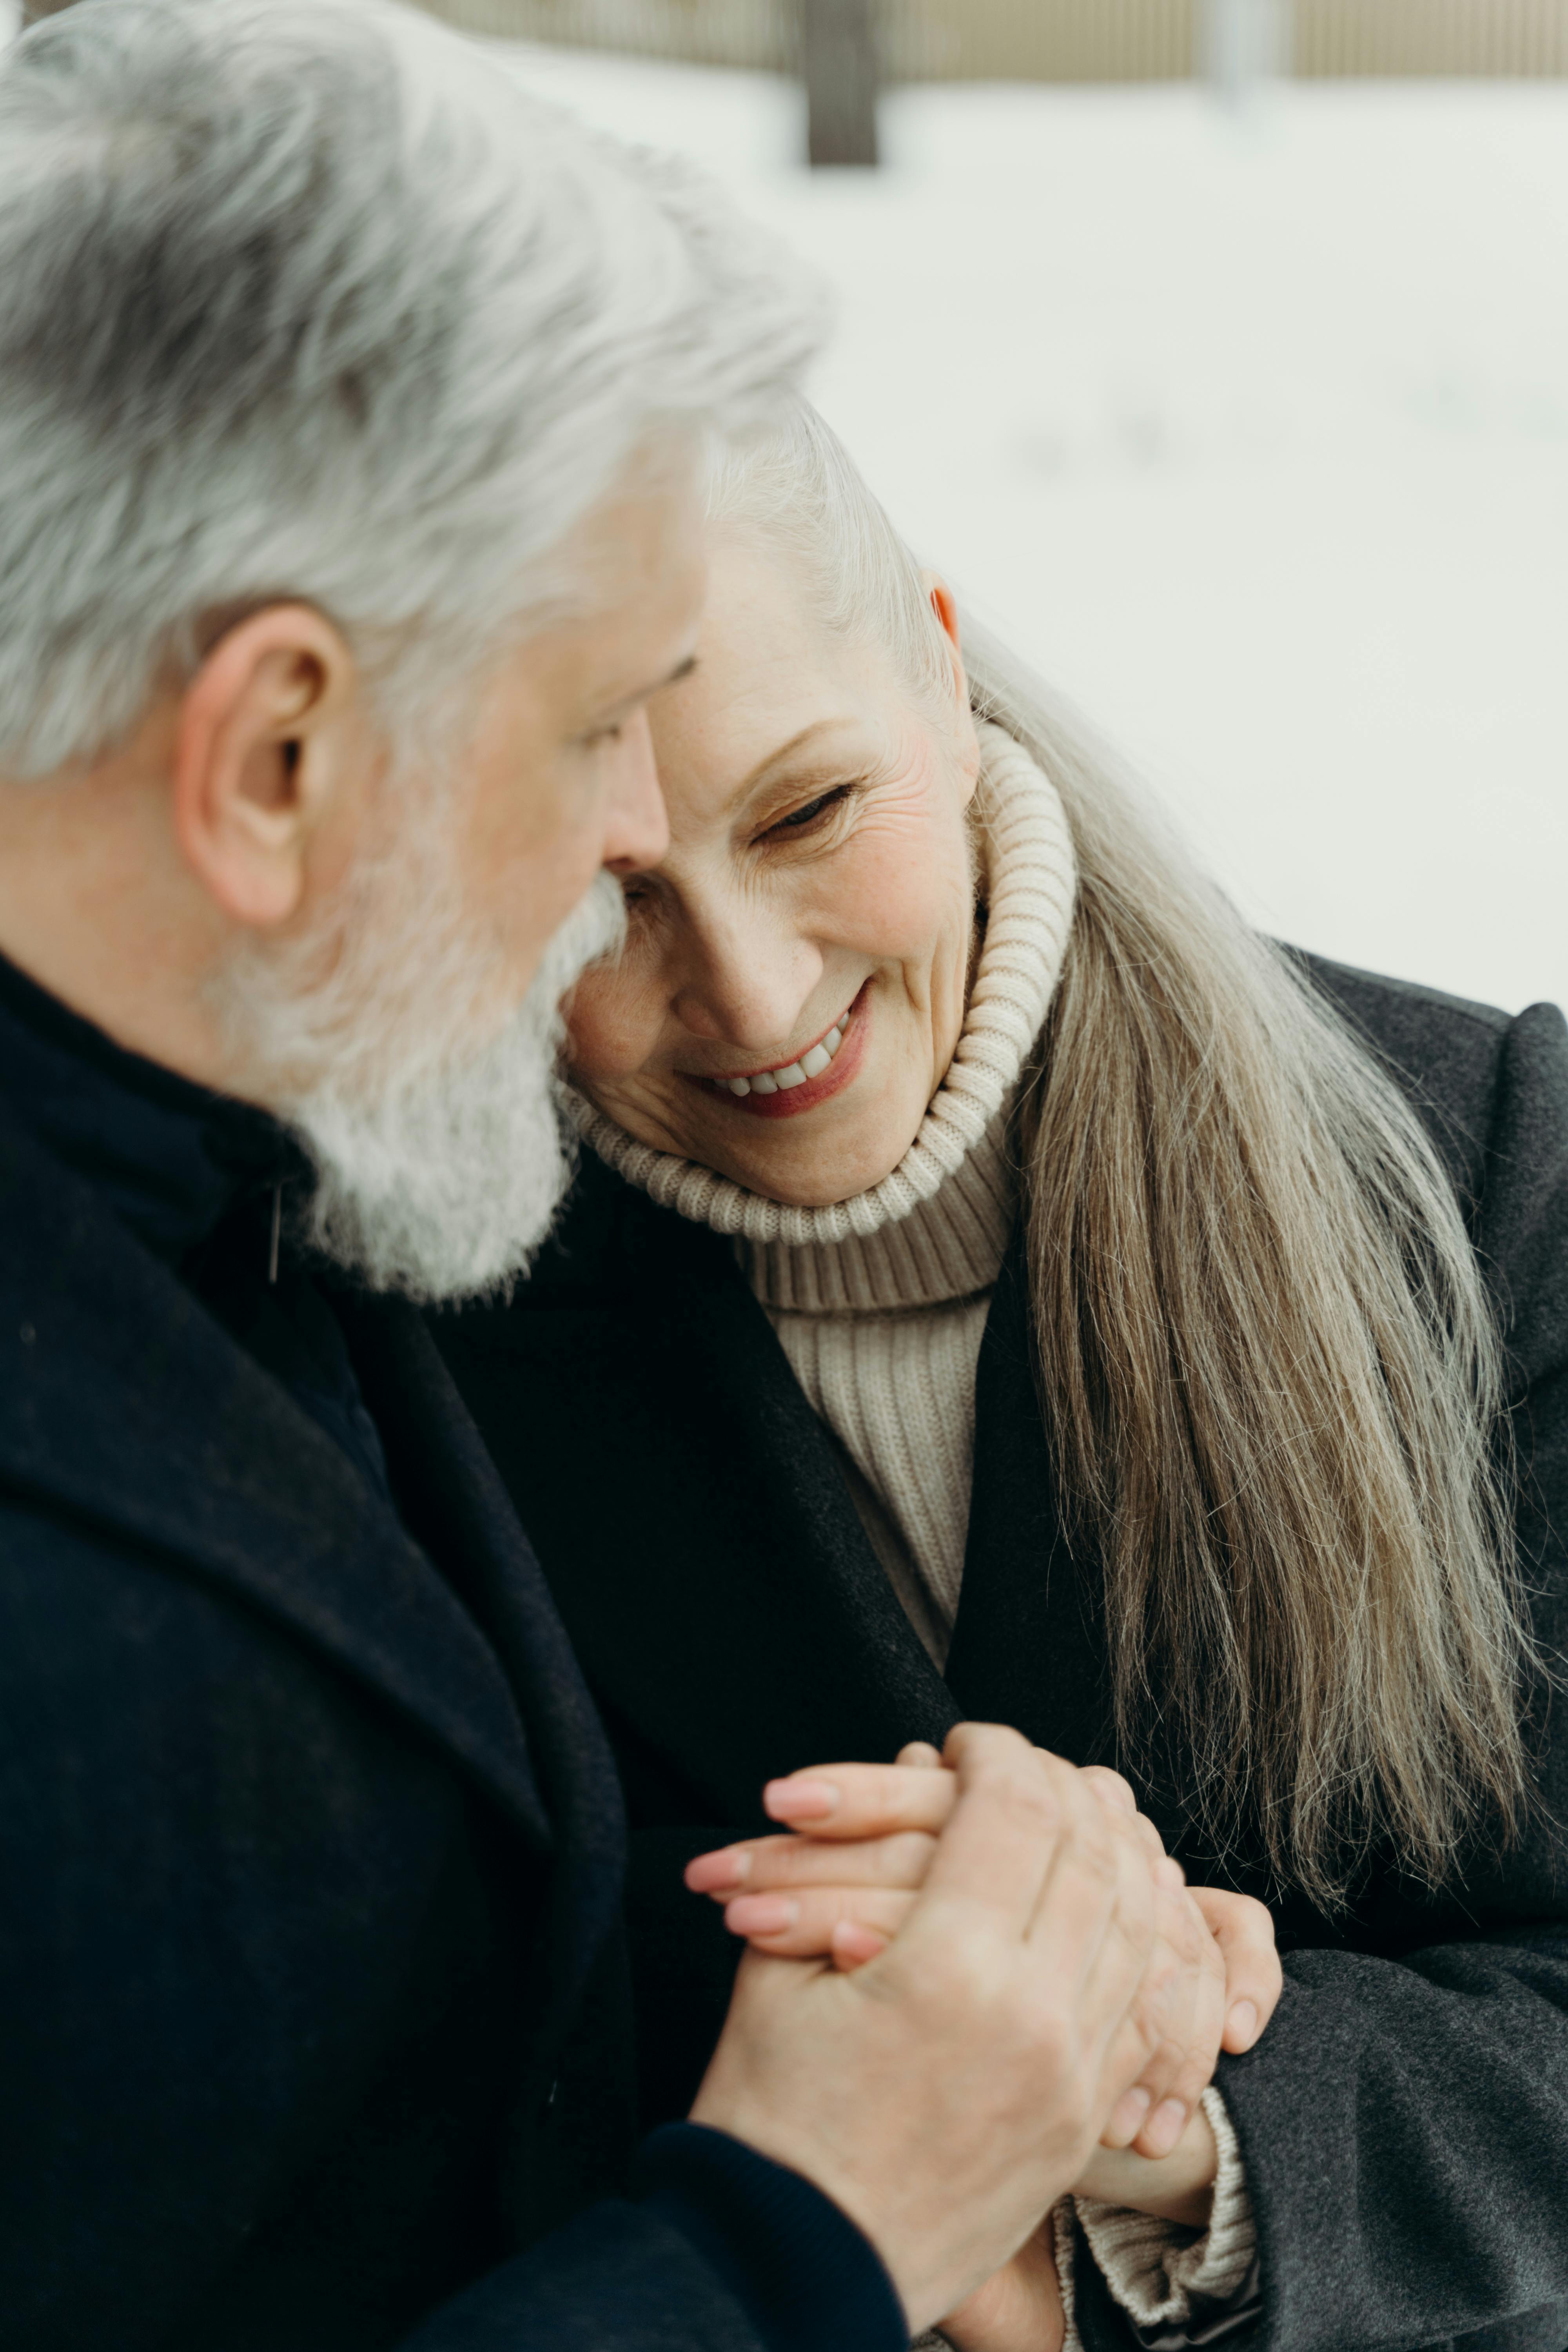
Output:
[710, 403, 1537, 1912]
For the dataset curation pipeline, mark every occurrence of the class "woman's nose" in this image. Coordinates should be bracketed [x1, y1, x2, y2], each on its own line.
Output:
[671, 929, 824, 1054]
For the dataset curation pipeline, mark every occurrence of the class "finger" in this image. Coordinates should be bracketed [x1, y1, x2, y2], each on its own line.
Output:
[762, 1761, 960, 1841]
[691, 1829, 937, 1902]
[1079, 1766, 1138, 1817]
[723, 1884, 916, 1957]
[1129, 1814, 1180, 1882]
[1098, 1886, 1201, 2147]
[897, 1726, 1069, 1951]
[1075, 1769, 1177, 1883]
[1127, 1896, 1227, 2158]
[1023, 1755, 1160, 2051]
[685, 1842, 758, 1895]
[1188, 1887, 1283, 2052]
[895, 1741, 946, 1769]
[1036, 1784, 1162, 2105]
[1092, 1886, 1205, 2146]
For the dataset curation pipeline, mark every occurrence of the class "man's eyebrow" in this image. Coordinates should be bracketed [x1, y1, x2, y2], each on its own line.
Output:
[604, 651, 698, 720]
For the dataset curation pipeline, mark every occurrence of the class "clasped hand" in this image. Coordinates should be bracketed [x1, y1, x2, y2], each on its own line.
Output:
[685, 1728, 1281, 2345]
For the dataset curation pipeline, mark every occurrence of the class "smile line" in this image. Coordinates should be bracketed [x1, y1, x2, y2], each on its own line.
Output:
[702, 999, 858, 1099]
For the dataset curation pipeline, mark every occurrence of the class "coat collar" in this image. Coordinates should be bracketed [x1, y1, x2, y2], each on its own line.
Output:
[434, 1181, 960, 1829]
[345, 1293, 626, 2014]
[944, 1222, 1117, 1766]
[438, 1167, 1127, 1835]
[0, 1092, 552, 1853]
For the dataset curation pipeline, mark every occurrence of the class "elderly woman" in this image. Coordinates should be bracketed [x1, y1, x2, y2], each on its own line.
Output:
[436, 405, 1568, 2352]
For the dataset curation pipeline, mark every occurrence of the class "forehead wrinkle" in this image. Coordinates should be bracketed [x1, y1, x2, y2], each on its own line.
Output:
[725, 709, 862, 798]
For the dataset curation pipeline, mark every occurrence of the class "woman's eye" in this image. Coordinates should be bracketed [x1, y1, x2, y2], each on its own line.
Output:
[769, 786, 851, 836]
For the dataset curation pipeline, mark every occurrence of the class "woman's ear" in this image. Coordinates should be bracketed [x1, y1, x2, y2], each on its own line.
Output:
[172, 603, 359, 928]
[922, 571, 981, 806]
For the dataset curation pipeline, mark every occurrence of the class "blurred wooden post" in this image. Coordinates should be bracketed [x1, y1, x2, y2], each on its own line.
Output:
[802, 0, 879, 168]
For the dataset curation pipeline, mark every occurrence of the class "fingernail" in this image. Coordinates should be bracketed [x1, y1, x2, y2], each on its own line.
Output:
[1226, 1999, 1259, 2051]
[684, 1848, 750, 1894]
[1107, 2085, 1152, 2144]
[1144, 2098, 1188, 2157]
[724, 1893, 799, 1937]
[764, 1778, 839, 1823]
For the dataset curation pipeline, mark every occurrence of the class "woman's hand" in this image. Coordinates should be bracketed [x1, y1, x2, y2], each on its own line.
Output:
[1073, 2097, 1220, 2229]
[936, 2219, 1065, 2352]
[685, 1744, 1281, 2165]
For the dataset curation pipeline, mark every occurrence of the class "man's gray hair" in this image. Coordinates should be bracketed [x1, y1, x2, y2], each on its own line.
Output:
[0, 0, 823, 775]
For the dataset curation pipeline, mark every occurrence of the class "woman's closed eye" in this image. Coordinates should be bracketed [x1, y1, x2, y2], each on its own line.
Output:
[762, 781, 858, 840]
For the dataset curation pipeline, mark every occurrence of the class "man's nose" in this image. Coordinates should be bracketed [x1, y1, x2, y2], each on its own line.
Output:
[600, 708, 669, 877]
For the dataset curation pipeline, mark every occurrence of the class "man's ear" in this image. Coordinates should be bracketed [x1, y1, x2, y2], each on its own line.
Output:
[922, 571, 981, 804]
[172, 603, 358, 928]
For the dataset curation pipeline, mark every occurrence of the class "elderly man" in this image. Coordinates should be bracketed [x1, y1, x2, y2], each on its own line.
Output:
[0, 3, 1201, 2348]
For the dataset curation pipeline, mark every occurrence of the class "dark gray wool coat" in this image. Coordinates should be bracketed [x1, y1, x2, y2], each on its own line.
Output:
[436, 956, 1568, 2352]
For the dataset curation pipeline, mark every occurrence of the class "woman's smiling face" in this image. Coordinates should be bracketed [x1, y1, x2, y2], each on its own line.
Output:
[566, 535, 982, 1207]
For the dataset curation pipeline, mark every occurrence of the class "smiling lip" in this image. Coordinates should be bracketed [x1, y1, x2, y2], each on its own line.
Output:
[685, 983, 871, 1123]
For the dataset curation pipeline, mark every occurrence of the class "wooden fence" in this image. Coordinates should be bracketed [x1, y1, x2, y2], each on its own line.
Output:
[422, 0, 1568, 78]
[1296, 0, 1568, 74]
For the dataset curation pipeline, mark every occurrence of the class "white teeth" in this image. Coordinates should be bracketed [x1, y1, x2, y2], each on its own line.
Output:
[710, 998, 857, 1098]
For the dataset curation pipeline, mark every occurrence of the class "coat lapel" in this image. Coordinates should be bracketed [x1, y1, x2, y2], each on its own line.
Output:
[942, 1225, 1117, 1766]
[434, 1187, 957, 1829]
[343, 1294, 626, 2029]
[0, 1112, 550, 1852]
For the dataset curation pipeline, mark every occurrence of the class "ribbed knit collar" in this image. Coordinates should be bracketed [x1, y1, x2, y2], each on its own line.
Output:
[570, 723, 1078, 1312]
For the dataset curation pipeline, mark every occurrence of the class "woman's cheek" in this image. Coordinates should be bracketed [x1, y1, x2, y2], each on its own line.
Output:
[824, 824, 965, 967]
[563, 974, 656, 1085]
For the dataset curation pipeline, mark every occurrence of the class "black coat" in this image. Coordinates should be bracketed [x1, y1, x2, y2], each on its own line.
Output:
[0, 964, 904, 2352]
[437, 959, 1568, 2352]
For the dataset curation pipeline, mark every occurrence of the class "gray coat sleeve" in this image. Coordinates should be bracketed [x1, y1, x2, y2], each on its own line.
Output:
[1209, 1000, 1568, 2352]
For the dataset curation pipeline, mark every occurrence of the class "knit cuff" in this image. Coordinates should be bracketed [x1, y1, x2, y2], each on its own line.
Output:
[1073, 2089, 1260, 2347]
[631, 2122, 907, 2352]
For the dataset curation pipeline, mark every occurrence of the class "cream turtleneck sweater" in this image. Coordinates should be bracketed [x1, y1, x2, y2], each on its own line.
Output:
[746, 1110, 1015, 1667]
[571, 724, 1257, 2347]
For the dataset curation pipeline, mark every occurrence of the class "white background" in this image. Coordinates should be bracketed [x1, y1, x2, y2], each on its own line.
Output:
[499, 44, 1568, 1018]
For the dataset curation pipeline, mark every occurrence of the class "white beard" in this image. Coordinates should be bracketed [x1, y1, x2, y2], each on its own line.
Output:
[220, 826, 625, 1305]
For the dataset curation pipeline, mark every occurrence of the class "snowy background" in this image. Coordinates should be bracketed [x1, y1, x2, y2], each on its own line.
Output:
[7, 0, 1561, 1016]
[498, 45, 1568, 1020]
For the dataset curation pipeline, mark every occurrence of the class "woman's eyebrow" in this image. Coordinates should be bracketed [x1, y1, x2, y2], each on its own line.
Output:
[739, 715, 859, 797]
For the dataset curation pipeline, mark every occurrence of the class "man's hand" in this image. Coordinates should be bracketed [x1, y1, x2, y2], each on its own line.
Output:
[686, 1745, 1281, 2166]
[689, 1725, 1163, 2334]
